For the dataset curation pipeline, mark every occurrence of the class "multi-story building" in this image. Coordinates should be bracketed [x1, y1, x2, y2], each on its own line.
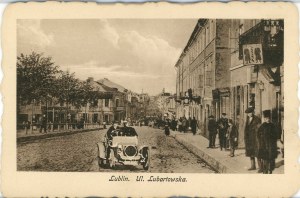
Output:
[229, 19, 284, 146]
[175, 19, 231, 136]
[17, 77, 129, 129]
[154, 89, 176, 120]
[175, 18, 284, 144]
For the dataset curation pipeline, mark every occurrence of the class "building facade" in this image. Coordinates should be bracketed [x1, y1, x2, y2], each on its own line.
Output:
[175, 19, 284, 144]
[175, 19, 231, 137]
[230, 19, 284, 146]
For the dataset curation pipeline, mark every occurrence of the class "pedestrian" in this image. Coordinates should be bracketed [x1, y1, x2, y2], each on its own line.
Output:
[244, 107, 262, 172]
[105, 122, 119, 159]
[257, 110, 278, 174]
[188, 117, 192, 132]
[218, 113, 228, 151]
[182, 117, 187, 133]
[207, 115, 217, 148]
[171, 118, 177, 131]
[40, 114, 47, 133]
[191, 117, 198, 135]
[164, 120, 170, 136]
[177, 118, 182, 132]
[227, 119, 238, 157]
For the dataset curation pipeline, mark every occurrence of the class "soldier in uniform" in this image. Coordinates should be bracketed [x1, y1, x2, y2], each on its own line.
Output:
[257, 110, 278, 174]
[218, 113, 228, 151]
[244, 107, 262, 172]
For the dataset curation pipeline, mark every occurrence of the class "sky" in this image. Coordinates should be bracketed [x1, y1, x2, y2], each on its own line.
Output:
[17, 19, 198, 95]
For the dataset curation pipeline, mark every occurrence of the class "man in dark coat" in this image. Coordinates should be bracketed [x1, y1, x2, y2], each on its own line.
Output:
[244, 107, 262, 172]
[182, 117, 187, 133]
[218, 113, 228, 151]
[191, 117, 198, 135]
[257, 110, 278, 174]
[207, 115, 217, 148]
[40, 115, 47, 133]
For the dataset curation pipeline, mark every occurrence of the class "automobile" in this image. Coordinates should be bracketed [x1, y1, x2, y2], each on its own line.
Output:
[96, 127, 150, 170]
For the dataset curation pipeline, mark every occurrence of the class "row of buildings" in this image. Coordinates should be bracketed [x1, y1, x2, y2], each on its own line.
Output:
[174, 19, 284, 147]
[17, 77, 150, 128]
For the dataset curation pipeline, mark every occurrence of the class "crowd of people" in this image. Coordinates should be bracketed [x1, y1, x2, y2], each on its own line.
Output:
[105, 107, 280, 174]
[149, 107, 280, 174]
[207, 107, 280, 174]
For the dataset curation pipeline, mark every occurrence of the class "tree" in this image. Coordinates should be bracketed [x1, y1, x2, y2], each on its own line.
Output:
[17, 52, 59, 104]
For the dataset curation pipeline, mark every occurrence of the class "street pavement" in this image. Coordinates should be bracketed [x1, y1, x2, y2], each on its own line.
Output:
[17, 126, 215, 173]
[173, 131, 284, 174]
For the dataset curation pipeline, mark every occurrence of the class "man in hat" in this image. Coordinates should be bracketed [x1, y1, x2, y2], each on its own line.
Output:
[106, 122, 119, 140]
[218, 113, 228, 151]
[207, 115, 217, 148]
[244, 107, 262, 172]
[257, 110, 278, 174]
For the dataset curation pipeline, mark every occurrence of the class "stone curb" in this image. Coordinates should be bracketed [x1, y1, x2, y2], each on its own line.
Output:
[17, 128, 103, 143]
[173, 133, 284, 173]
[173, 134, 232, 173]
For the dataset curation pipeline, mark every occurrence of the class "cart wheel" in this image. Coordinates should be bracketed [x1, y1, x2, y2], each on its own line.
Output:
[143, 148, 150, 171]
[109, 149, 115, 168]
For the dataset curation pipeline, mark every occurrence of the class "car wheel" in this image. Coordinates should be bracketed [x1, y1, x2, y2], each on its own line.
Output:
[143, 148, 150, 171]
[97, 157, 105, 168]
[109, 149, 115, 168]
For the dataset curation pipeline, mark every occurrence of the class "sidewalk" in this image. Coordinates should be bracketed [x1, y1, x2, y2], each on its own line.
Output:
[17, 127, 104, 143]
[171, 131, 284, 174]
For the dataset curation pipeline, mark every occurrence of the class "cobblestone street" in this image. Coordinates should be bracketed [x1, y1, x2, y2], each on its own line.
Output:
[17, 126, 215, 173]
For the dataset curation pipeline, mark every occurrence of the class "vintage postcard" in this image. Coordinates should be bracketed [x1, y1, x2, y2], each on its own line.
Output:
[1, 2, 299, 197]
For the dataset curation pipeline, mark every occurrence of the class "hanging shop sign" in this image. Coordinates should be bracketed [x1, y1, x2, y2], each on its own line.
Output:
[242, 44, 264, 65]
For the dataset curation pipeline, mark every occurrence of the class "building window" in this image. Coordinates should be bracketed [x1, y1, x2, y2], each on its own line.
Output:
[116, 98, 119, 107]
[205, 56, 212, 87]
[206, 25, 210, 45]
[199, 74, 204, 88]
[93, 113, 98, 123]
[105, 99, 109, 107]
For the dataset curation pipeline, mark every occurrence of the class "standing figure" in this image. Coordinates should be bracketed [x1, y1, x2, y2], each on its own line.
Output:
[177, 118, 182, 132]
[164, 120, 170, 136]
[227, 119, 239, 157]
[188, 117, 192, 132]
[105, 122, 119, 159]
[40, 114, 47, 133]
[191, 117, 198, 135]
[218, 113, 228, 151]
[182, 117, 187, 133]
[257, 110, 278, 174]
[244, 107, 262, 172]
[207, 115, 217, 148]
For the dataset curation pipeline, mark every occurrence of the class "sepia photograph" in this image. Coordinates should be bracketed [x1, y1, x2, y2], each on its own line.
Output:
[2, 2, 299, 197]
[16, 18, 284, 174]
